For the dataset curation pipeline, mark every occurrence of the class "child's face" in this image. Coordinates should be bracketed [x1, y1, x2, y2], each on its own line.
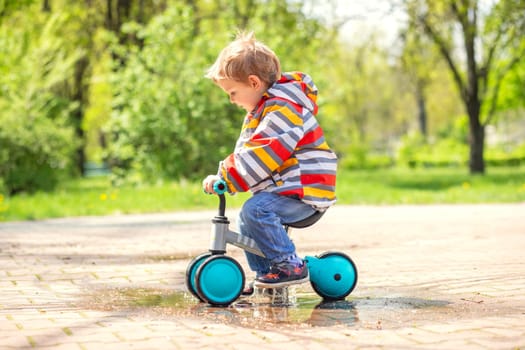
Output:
[217, 76, 266, 112]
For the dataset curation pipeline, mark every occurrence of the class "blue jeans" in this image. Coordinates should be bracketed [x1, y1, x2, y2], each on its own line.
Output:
[237, 192, 316, 276]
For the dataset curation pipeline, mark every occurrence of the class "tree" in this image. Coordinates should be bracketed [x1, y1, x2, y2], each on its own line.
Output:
[324, 30, 414, 158]
[0, 10, 80, 194]
[105, 0, 337, 182]
[399, 24, 441, 138]
[407, 0, 525, 174]
[31, 0, 168, 176]
[0, 0, 35, 19]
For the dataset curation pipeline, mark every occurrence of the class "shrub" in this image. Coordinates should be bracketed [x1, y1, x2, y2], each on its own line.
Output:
[106, 5, 238, 183]
[0, 12, 81, 194]
[396, 132, 469, 168]
[0, 112, 76, 194]
[485, 142, 525, 166]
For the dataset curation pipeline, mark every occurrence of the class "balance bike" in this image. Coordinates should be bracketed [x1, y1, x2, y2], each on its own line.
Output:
[185, 180, 358, 307]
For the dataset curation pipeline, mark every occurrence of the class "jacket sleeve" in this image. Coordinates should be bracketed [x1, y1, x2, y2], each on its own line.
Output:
[219, 102, 304, 193]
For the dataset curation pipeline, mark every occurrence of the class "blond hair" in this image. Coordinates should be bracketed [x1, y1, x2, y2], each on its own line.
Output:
[206, 31, 281, 86]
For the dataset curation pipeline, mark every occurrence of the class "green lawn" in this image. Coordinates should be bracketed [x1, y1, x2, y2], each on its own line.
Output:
[336, 166, 525, 204]
[1, 167, 524, 222]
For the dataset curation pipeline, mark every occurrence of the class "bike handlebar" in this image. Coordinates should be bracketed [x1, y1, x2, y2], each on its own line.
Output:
[213, 179, 228, 195]
[212, 179, 227, 217]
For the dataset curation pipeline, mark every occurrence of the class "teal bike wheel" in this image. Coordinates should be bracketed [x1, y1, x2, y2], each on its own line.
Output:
[185, 252, 212, 302]
[195, 255, 245, 306]
[306, 251, 358, 301]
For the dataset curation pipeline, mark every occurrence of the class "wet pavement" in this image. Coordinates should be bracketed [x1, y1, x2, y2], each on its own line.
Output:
[1, 204, 524, 349]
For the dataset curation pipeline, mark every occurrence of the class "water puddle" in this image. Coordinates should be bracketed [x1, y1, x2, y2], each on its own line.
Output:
[83, 287, 451, 329]
[85, 287, 358, 327]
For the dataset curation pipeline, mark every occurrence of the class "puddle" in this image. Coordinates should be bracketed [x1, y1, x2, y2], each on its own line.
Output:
[84, 287, 359, 327]
[356, 296, 450, 309]
[82, 287, 452, 329]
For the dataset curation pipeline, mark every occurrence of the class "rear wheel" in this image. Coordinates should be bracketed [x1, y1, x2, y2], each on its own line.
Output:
[308, 251, 358, 301]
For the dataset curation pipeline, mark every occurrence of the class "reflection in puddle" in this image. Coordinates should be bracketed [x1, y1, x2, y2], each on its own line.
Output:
[87, 288, 358, 327]
[193, 297, 359, 328]
[85, 287, 450, 329]
[310, 300, 358, 327]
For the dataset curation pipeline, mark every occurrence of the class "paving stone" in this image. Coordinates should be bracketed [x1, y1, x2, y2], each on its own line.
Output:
[0, 204, 524, 349]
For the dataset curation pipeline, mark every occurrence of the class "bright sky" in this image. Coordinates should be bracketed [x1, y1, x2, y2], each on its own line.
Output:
[308, 0, 498, 48]
[305, 0, 407, 47]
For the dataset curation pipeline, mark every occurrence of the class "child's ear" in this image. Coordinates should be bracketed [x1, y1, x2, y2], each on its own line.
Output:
[248, 75, 263, 89]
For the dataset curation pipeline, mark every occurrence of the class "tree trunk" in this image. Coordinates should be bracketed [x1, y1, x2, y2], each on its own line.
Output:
[106, 0, 113, 31]
[42, 0, 51, 12]
[415, 87, 427, 137]
[466, 99, 485, 174]
[72, 56, 90, 176]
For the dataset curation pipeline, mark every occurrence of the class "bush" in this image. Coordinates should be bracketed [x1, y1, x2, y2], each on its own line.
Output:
[485, 142, 525, 166]
[341, 151, 394, 170]
[0, 12, 81, 194]
[396, 132, 469, 168]
[396, 132, 426, 168]
[106, 4, 239, 183]
[0, 112, 76, 195]
[396, 131, 525, 168]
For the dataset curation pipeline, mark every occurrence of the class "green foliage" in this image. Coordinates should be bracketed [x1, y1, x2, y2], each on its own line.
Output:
[339, 141, 394, 170]
[0, 111, 76, 194]
[396, 131, 469, 168]
[341, 153, 394, 170]
[0, 11, 80, 194]
[495, 58, 525, 112]
[396, 115, 472, 168]
[395, 118, 525, 169]
[106, 1, 336, 184]
[1, 0, 524, 196]
[485, 142, 525, 166]
[0, 0, 35, 18]
[404, 0, 525, 173]
[84, 50, 112, 163]
[396, 132, 426, 167]
[324, 37, 406, 156]
[2, 167, 524, 221]
[336, 167, 525, 205]
[106, 4, 239, 183]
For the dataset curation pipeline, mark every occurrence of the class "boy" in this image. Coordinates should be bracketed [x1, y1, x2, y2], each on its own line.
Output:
[202, 32, 337, 290]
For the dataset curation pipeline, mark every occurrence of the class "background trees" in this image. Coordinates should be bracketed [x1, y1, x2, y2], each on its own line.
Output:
[0, 6, 80, 193]
[406, 0, 525, 173]
[0, 0, 524, 195]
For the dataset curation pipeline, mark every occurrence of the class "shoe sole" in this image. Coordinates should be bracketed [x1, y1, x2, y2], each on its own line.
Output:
[253, 273, 309, 289]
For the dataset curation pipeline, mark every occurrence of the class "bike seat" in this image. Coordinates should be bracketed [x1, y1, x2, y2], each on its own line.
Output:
[284, 210, 325, 228]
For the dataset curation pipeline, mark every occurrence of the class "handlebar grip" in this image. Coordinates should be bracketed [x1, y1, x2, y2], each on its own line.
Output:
[213, 179, 228, 195]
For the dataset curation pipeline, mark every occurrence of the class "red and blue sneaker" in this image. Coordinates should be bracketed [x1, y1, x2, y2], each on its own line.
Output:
[254, 260, 309, 288]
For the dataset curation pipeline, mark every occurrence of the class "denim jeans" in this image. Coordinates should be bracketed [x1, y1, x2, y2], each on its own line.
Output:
[237, 192, 317, 276]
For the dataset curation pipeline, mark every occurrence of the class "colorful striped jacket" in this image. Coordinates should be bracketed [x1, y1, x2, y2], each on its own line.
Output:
[218, 72, 337, 210]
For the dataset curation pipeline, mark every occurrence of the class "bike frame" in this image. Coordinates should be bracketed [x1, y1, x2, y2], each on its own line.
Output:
[208, 193, 265, 257]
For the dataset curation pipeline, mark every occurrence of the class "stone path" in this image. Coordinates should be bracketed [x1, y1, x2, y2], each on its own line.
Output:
[1, 204, 524, 349]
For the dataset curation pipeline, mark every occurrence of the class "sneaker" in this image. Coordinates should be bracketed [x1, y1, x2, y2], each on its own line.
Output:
[241, 281, 255, 296]
[239, 280, 287, 298]
[254, 260, 309, 288]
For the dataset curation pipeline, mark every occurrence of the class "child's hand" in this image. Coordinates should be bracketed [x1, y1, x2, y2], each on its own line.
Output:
[202, 175, 221, 194]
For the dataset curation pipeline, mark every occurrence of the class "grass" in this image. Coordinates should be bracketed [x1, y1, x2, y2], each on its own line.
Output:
[336, 166, 525, 204]
[0, 166, 524, 222]
[0, 177, 251, 222]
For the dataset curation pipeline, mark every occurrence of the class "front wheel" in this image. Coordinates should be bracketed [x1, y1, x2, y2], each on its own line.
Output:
[195, 255, 245, 306]
[306, 251, 358, 301]
[185, 252, 212, 302]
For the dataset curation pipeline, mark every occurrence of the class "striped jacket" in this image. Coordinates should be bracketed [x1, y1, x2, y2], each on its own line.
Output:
[218, 72, 337, 210]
